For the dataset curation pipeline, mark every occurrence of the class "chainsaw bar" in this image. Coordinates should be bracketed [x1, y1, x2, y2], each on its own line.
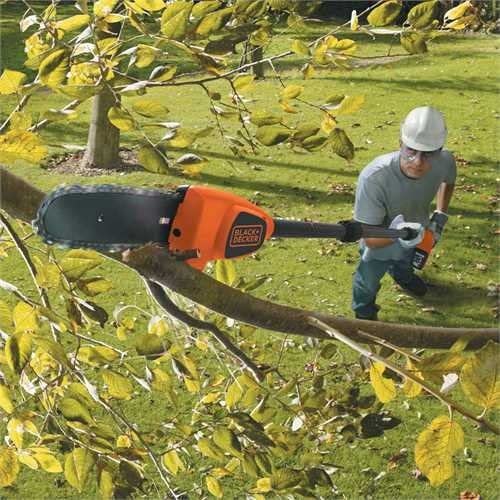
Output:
[34, 184, 183, 252]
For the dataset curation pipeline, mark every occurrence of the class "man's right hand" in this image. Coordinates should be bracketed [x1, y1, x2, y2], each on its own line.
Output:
[429, 210, 449, 244]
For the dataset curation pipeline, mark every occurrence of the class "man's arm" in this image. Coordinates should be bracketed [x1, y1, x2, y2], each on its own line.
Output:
[436, 182, 455, 212]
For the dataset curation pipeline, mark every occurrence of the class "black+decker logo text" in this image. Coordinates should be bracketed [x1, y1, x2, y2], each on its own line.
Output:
[229, 224, 264, 247]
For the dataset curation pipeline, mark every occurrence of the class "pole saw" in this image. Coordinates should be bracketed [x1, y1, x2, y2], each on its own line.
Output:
[34, 184, 420, 269]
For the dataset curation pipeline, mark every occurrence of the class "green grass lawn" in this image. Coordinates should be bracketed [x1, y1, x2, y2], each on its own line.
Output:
[0, 3, 499, 499]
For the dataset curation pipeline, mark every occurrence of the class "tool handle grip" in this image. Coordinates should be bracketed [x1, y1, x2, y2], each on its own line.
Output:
[272, 219, 363, 242]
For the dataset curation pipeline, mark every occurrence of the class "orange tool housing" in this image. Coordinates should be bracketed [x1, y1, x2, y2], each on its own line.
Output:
[168, 186, 275, 269]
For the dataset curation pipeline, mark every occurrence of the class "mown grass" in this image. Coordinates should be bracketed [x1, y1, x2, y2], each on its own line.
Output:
[0, 2, 499, 498]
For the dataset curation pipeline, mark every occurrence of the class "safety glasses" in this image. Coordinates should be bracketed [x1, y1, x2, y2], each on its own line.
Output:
[401, 145, 441, 163]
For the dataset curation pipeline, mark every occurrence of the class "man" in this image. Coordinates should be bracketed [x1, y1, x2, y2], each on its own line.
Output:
[352, 106, 456, 320]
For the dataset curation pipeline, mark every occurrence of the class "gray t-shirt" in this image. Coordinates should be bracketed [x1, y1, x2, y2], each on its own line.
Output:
[354, 150, 456, 260]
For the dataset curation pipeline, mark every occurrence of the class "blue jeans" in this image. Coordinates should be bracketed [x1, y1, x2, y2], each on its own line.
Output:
[352, 248, 416, 319]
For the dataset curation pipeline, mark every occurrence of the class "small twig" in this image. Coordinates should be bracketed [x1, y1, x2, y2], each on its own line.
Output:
[146, 280, 265, 382]
[308, 317, 500, 435]
[356, 329, 421, 362]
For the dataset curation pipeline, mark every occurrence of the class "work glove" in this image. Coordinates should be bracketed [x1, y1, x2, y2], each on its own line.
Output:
[428, 210, 448, 244]
[390, 214, 425, 249]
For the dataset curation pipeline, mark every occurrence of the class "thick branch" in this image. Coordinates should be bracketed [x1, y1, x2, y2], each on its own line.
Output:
[1, 166, 498, 350]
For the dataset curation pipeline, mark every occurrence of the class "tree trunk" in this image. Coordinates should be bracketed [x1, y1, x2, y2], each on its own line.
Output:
[81, 87, 120, 169]
[251, 46, 265, 79]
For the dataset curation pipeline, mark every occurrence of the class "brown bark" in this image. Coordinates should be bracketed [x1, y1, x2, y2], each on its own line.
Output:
[80, 87, 121, 169]
[1, 166, 498, 350]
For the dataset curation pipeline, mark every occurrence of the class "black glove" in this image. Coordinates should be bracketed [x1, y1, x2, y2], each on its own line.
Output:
[429, 211, 448, 243]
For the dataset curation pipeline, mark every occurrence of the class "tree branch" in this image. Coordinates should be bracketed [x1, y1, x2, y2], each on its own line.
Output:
[1, 166, 498, 350]
[145, 279, 265, 382]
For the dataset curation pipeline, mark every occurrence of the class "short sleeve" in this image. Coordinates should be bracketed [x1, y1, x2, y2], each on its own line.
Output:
[354, 175, 386, 225]
[442, 150, 457, 184]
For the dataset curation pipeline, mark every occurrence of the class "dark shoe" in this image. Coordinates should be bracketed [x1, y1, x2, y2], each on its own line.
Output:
[355, 311, 379, 321]
[396, 275, 427, 297]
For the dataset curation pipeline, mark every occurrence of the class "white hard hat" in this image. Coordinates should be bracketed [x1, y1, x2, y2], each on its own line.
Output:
[401, 106, 447, 151]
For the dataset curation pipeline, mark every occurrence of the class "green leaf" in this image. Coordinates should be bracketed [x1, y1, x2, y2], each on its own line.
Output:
[250, 110, 282, 127]
[138, 144, 169, 173]
[407, 0, 439, 29]
[400, 32, 428, 55]
[55, 14, 90, 33]
[0, 385, 14, 414]
[291, 40, 309, 56]
[39, 49, 70, 88]
[280, 84, 304, 100]
[60, 249, 103, 280]
[0, 69, 27, 95]
[13, 302, 38, 333]
[0, 300, 13, 330]
[0, 448, 19, 487]
[369, 362, 396, 403]
[415, 415, 464, 486]
[107, 106, 136, 131]
[271, 468, 302, 490]
[162, 450, 185, 475]
[213, 427, 242, 458]
[206, 475, 223, 498]
[6, 332, 32, 374]
[98, 465, 115, 500]
[367, 0, 402, 27]
[195, 7, 234, 37]
[460, 341, 500, 410]
[102, 370, 133, 400]
[0, 129, 48, 164]
[60, 397, 94, 425]
[131, 99, 168, 118]
[255, 125, 290, 146]
[64, 448, 95, 493]
[161, 1, 192, 40]
[302, 135, 328, 152]
[215, 260, 237, 286]
[135, 333, 169, 358]
[35, 262, 61, 289]
[329, 128, 354, 161]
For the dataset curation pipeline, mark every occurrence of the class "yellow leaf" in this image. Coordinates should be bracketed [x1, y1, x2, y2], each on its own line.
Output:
[232, 74, 255, 92]
[0, 300, 12, 331]
[201, 391, 220, 404]
[0, 70, 27, 95]
[445, 14, 476, 30]
[254, 477, 272, 493]
[94, 0, 120, 18]
[225, 380, 243, 410]
[184, 377, 201, 393]
[320, 113, 336, 135]
[160, 1, 192, 40]
[444, 0, 472, 21]
[60, 249, 103, 280]
[107, 106, 135, 131]
[415, 415, 464, 486]
[64, 448, 95, 492]
[13, 302, 38, 334]
[162, 449, 185, 475]
[215, 259, 236, 286]
[133, 0, 165, 12]
[182, 164, 203, 178]
[333, 95, 365, 116]
[367, 0, 402, 27]
[7, 418, 24, 449]
[116, 435, 132, 448]
[291, 40, 309, 56]
[0, 447, 19, 486]
[101, 370, 133, 400]
[33, 450, 63, 473]
[17, 451, 39, 470]
[39, 49, 70, 88]
[206, 475, 223, 498]
[0, 385, 14, 414]
[55, 14, 90, 33]
[280, 84, 303, 100]
[0, 129, 48, 164]
[369, 362, 396, 403]
[402, 359, 422, 398]
[6, 332, 32, 374]
[460, 341, 500, 409]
